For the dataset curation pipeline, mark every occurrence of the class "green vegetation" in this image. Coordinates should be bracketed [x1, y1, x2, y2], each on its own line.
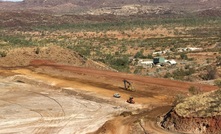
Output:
[214, 79, 221, 88]
[188, 86, 201, 95]
[0, 51, 7, 57]
[0, 16, 220, 73]
[164, 66, 195, 80]
[35, 47, 40, 54]
[200, 66, 217, 80]
[0, 34, 37, 47]
[175, 89, 221, 117]
[33, 17, 221, 32]
[180, 53, 188, 60]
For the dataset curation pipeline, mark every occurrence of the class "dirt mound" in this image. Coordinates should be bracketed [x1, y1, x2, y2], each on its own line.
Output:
[0, 45, 110, 70]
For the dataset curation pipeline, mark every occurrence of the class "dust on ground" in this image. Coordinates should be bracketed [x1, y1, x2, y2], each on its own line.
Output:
[0, 46, 218, 134]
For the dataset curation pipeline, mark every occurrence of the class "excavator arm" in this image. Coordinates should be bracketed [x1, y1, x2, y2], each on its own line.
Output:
[123, 79, 135, 91]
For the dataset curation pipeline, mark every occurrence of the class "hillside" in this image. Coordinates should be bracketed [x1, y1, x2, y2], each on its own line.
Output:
[0, 0, 221, 133]
[0, 0, 220, 16]
[0, 45, 111, 70]
[161, 89, 221, 134]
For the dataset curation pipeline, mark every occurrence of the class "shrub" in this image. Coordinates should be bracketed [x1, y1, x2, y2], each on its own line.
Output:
[147, 54, 153, 59]
[173, 94, 186, 106]
[188, 86, 201, 95]
[214, 79, 221, 88]
[134, 51, 144, 58]
[0, 51, 7, 57]
[180, 53, 188, 60]
[164, 72, 172, 78]
[204, 66, 217, 80]
[35, 47, 40, 54]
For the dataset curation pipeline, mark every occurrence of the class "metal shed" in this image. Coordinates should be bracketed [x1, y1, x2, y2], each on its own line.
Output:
[153, 57, 165, 64]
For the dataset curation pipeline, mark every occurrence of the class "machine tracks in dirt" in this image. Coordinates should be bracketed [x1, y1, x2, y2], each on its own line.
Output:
[28, 91, 66, 134]
[0, 87, 67, 133]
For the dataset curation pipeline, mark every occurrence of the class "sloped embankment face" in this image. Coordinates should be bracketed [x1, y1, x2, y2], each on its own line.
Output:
[161, 90, 221, 134]
[0, 45, 110, 70]
[161, 110, 221, 134]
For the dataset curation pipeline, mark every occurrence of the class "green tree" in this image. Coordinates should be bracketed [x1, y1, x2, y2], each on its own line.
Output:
[214, 79, 221, 88]
[180, 53, 188, 60]
[134, 50, 144, 58]
[205, 66, 217, 80]
[0, 51, 7, 57]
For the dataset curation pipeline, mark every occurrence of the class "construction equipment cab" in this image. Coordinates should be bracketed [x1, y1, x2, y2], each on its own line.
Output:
[123, 79, 135, 91]
[127, 96, 135, 104]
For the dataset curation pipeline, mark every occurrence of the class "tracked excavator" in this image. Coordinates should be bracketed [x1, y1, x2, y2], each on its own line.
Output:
[123, 79, 135, 91]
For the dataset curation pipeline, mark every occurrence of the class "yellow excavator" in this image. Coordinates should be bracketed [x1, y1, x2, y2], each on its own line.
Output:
[123, 79, 135, 91]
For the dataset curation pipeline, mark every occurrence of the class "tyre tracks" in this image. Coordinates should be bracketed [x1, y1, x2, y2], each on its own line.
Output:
[28, 91, 66, 134]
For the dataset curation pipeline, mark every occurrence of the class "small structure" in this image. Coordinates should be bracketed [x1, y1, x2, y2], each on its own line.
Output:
[177, 48, 189, 52]
[177, 47, 202, 52]
[152, 49, 171, 55]
[138, 59, 153, 67]
[153, 57, 165, 64]
[165, 59, 177, 65]
[188, 47, 202, 51]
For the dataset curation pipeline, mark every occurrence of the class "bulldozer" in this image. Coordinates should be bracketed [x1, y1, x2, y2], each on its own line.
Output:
[123, 79, 135, 91]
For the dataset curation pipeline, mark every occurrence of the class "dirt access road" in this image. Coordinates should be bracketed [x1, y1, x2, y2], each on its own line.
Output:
[0, 60, 217, 134]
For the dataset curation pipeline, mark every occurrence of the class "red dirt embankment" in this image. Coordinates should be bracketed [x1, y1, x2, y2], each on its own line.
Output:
[0, 58, 217, 134]
[161, 110, 221, 134]
[30, 59, 217, 93]
[28, 59, 219, 134]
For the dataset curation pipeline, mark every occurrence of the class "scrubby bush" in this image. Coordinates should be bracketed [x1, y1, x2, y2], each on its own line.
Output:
[134, 50, 145, 58]
[203, 66, 217, 80]
[110, 56, 130, 71]
[188, 86, 201, 95]
[35, 47, 40, 54]
[214, 79, 221, 88]
[0, 51, 7, 57]
[173, 94, 186, 106]
[180, 53, 188, 60]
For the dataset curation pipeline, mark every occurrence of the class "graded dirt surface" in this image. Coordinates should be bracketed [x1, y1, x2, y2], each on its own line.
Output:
[0, 76, 125, 134]
[0, 59, 217, 134]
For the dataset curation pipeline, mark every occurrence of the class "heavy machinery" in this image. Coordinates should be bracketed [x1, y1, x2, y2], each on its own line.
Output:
[127, 96, 135, 104]
[123, 79, 135, 91]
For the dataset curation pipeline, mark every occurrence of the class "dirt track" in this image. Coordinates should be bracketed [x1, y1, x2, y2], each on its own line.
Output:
[0, 60, 218, 134]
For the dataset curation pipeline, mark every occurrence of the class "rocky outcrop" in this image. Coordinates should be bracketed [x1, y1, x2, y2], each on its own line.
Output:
[161, 110, 221, 134]
[87, 5, 176, 16]
[161, 89, 221, 134]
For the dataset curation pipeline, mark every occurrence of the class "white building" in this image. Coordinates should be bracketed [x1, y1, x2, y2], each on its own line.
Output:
[177, 47, 202, 52]
[138, 59, 153, 67]
[165, 59, 177, 65]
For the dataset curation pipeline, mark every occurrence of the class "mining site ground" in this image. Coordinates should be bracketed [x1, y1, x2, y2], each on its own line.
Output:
[0, 60, 217, 134]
